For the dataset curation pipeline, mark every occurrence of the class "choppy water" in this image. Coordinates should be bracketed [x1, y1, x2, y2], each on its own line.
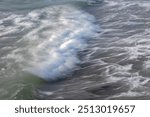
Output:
[1, 0, 150, 99]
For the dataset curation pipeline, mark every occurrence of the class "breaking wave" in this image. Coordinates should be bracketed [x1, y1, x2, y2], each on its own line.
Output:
[2, 5, 99, 80]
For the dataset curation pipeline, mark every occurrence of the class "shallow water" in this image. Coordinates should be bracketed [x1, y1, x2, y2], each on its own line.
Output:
[1, 0, 150, 99]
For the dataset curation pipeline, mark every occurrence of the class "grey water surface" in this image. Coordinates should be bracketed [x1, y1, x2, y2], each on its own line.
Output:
[0, 0, 150, 99]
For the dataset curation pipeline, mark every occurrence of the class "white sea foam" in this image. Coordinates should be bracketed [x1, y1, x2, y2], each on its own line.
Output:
[4, 5, 99, 80]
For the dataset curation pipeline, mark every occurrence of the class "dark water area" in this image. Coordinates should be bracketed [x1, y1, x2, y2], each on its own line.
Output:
[1, 0, 150, 99]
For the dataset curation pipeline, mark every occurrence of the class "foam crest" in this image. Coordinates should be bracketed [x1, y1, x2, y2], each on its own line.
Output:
[6, 5, 99, 80]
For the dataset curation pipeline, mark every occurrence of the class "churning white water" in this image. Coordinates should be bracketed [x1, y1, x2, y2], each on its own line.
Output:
[0, 0, 101, 99]
[2, 0, 150, 100]
[3, 5, 99, 80]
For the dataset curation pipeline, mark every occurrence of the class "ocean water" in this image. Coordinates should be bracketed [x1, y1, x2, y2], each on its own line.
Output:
[1, 0, 150, 99]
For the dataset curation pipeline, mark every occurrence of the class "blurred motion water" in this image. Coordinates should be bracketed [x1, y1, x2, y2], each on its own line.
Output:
[1, 0, 150, 99]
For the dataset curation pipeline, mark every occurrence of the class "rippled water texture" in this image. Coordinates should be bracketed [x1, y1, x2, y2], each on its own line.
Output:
[35, 0, 150, 100]
[1, 0, 150, 99]
[0, 0, 100, 99]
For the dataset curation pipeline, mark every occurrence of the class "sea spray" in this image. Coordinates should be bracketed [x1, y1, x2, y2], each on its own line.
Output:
[6, 5, 100, 80]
